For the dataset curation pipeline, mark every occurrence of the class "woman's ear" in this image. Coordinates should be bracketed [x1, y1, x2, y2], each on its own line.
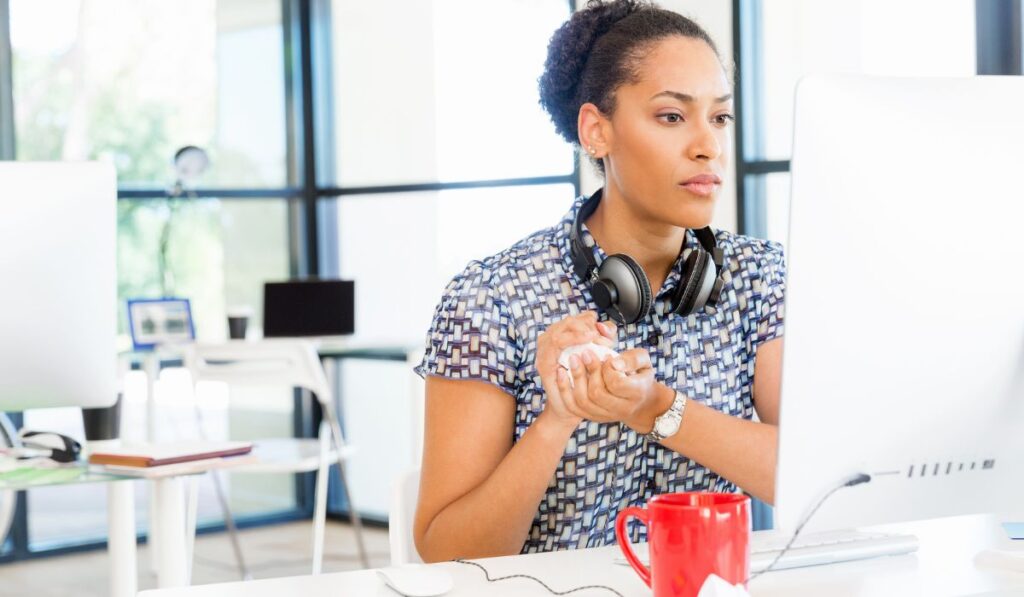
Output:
[577, 102, 611, 159]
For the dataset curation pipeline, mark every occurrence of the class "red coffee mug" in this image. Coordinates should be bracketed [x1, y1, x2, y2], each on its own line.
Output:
[616, 492, 751, 597]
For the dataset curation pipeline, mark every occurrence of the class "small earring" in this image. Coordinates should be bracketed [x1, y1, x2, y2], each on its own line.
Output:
[587, 145, 595, 155]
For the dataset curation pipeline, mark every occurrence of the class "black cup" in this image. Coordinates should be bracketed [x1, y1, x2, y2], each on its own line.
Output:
[82, 394, 122, 441]
[228, 316, 249, 340]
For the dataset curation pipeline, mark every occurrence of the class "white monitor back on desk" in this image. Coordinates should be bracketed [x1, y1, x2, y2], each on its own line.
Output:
[776, 75, 1024, 533]
[0, 162, 117, 411]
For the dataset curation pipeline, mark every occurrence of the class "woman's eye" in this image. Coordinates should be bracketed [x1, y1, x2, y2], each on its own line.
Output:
[714, 114, 736, 126]
[658, 113, 684, 124]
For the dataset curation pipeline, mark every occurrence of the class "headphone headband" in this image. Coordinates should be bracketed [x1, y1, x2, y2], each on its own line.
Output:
[569, 189, 724, 323]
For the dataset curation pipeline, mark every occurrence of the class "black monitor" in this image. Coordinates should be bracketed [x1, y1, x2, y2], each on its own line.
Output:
[262, 279, 355, 337]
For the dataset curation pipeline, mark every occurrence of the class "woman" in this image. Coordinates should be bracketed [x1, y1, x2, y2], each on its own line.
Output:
[413, 0, 785, 562]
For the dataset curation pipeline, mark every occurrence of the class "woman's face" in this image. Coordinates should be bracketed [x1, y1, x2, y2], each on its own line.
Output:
[603, 36, 734, 229]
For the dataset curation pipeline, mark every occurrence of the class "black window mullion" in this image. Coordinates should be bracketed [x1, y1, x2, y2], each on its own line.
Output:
[976, 0, 1023, 75]
[733, 0, 768, 236]
[297, 0, 320, 278]
[283, 0, 317, 279]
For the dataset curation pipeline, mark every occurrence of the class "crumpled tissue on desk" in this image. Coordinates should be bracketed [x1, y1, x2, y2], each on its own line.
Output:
[697, 574, 752, 597]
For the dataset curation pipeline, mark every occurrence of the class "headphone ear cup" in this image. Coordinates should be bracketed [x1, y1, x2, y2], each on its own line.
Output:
[595, 254, 652, 324]
[611, 254, 652, 323]
[674, 249, 710, 316]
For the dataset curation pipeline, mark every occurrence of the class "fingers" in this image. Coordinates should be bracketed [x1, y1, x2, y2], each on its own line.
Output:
[555, 357, 584, 417]
[572, 352, 615, 420]
[602, 358, 656, 396]
[581, 350, 624, 416]
[559, 314, 616, 349]
[614, 348, 653, 373]
[598, 319, 618, 340]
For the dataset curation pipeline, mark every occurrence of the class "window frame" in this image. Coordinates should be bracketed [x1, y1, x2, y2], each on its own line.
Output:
[0, 0, 580, 559]
[732, 0, 1021, 239]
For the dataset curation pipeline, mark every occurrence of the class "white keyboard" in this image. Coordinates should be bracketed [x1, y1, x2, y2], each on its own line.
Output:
[615, 529, 919, 574]
[750, 529, 919, 572]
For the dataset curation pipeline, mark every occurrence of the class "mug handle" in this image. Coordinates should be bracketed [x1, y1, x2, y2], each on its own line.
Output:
[615, 506, 651, 587]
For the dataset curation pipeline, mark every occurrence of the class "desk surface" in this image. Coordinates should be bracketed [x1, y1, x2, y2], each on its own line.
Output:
[121, 339, 417, 364]
[0, 463, 135, 489]
[139, 513, 1024, 597]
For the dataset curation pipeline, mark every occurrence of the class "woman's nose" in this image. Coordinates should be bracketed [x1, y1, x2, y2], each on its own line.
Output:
[687, 121, 722, 161]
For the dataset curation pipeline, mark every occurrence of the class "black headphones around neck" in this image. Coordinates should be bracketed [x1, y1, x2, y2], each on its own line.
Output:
[570, 189, 726, 325]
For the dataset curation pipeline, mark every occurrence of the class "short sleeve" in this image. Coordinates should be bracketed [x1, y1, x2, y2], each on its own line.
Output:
[413, 262, 520, 397]
[752, 241, 786, 350]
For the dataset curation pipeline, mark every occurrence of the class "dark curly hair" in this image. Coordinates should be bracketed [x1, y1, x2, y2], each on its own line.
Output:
[538, 0, 720, 172]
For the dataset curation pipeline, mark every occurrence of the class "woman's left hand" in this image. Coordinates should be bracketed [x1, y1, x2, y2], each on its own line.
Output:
[554, 347, 673, 434]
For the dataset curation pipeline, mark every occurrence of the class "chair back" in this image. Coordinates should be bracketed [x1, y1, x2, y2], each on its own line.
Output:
[389, 468, 423, 565]
[183, 339, 332, 407]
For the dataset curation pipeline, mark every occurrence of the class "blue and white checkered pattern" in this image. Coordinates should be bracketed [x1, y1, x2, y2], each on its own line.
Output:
[415, 195, 785, 553]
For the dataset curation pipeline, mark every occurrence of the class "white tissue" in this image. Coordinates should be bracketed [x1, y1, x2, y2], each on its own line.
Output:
[558, 343, 619, 387]
[696, 574, 752, 597]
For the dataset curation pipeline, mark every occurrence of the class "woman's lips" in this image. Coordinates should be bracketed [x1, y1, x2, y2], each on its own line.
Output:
[679, 173, 721, 197]
[679, 181, 719, 197]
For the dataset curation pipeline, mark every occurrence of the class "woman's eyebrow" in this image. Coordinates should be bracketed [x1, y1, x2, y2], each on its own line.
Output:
[650, 90, 733, 104]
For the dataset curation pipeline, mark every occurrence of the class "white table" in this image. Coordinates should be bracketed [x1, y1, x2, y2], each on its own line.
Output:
[0, 466, 138, 597]
[138, 513, 1024, 597]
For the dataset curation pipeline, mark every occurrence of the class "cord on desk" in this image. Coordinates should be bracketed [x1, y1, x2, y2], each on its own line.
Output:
[453, 473, 871, 594]
[453, 558, 626, 597]
[748, 472, 872, 582]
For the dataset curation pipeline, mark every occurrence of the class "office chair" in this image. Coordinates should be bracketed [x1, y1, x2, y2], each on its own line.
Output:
[183, 339, 369, 576]
[389, 468, 423, 566]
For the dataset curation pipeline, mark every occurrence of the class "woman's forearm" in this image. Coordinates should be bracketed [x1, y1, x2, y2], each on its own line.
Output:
[655, 385, 778, 504]
[417, 412, 577, 562]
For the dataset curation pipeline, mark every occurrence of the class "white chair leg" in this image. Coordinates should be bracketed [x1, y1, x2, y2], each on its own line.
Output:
[185, 476, 199, 585]
[326, 414, 370, 569]
[312, 421, 330, 575]
[192, 399, 250, 580]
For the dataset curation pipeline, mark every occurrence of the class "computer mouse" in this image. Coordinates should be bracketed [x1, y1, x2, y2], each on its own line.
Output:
[18, 431, 81, 463]
[376, 565, 454, 596]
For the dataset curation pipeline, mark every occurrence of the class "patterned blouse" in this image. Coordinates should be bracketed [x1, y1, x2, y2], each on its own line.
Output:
[414, 194, 786, 553]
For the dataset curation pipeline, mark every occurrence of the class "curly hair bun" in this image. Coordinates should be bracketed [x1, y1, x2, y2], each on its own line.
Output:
[539, 0, 645, 145]
[538, 0, 718, 157]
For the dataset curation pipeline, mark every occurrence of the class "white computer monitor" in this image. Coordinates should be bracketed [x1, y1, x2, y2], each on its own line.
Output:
[0, 162, 118, 411]
[774, 75, 1024, 532]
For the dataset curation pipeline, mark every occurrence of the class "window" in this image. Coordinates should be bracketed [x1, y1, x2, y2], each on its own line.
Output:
[320, 0, 576, 518]
[1, 0, 579, 557]
[328, 0, 573, 187]
[11, 0, 287, 187]
[5, 0, 298, 554]
[736, 0, 977, 244]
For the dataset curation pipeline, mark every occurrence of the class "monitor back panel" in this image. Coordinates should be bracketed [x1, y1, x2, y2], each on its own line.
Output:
[776, 75, 1024, 531]
[0, 162, 118, 411]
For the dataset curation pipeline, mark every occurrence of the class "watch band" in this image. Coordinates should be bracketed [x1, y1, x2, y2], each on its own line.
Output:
[645, 390, 687, 443]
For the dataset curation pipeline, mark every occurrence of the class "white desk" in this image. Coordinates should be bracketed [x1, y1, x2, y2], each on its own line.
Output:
[0, 466, 138, 597]
[139, 513, 1024, 597]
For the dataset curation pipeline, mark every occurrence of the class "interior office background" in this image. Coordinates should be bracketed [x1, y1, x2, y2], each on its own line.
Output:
[0, 0, 1018, 565]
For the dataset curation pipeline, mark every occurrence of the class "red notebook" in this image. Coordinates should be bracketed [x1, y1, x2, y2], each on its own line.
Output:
[88, 441, 253, 468]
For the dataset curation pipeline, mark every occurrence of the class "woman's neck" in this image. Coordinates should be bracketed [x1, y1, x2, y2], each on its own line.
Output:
[583, 185, 685, 295]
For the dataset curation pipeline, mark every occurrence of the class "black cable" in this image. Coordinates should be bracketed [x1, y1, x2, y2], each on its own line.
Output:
[454, 558, 626, 597]
[451, 473, 872, 594]
[748, 473, 872, 582]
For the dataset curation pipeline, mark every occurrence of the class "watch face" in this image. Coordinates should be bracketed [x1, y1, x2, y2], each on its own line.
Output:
[656, 414, 679, 436]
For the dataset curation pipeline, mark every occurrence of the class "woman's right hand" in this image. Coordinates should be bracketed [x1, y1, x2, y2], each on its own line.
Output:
[534, 311, 617, 430]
